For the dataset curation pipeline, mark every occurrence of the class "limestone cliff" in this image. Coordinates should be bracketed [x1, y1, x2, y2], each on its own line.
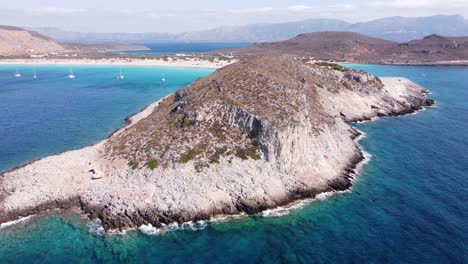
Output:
[0, 55, 433, 230]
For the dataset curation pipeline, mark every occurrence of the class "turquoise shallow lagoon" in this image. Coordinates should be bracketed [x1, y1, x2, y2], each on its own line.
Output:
[0, 64, 467, 263]
[109, 42, 251, 55]
[0, 65, 213, 172]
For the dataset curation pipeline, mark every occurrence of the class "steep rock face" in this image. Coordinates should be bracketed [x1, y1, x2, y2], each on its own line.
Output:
[0, 55, 433, 230]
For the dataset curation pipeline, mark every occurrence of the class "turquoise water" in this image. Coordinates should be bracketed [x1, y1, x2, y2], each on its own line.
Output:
[0, 65, 213, 172]
[110, 42, 251, 55]
[0, 65, 467, 263]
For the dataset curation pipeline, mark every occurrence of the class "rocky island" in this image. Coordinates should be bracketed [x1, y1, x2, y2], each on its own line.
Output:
[225, 32, 468, 65]
[0, 55, 433, 231]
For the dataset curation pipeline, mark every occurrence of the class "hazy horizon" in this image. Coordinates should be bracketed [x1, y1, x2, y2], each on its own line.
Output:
[1, 0, 468, 33]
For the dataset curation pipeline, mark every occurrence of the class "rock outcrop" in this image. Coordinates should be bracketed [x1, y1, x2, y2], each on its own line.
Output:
[0, 55, 433, 230]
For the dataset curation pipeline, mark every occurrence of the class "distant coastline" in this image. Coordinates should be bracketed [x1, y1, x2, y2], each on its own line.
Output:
[1, 57, 468, 68]
[0, 57, 237, 69]
[341, 60, 468, 66]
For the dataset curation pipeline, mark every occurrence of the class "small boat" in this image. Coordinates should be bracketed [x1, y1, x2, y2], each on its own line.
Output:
[68, 67, 76, 79]
[117, 68, 124, 79]
[161, 73, 166, 82]
[14, 67, 21, 77]
[33, 67, 37, 79]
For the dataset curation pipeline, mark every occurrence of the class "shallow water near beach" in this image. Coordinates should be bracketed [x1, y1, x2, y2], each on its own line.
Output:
[109, 42, 251, 55]
[0, 65, 213, 172]
[0, 65, 467, 263]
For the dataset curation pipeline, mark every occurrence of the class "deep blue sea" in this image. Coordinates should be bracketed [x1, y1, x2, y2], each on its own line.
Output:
[0, 64, 467, 263]
[110, 42, 251, 55]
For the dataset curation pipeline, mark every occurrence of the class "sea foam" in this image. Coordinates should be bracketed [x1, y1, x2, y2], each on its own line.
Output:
[0, 215, 35, 230]
[139, 220, 209, 236]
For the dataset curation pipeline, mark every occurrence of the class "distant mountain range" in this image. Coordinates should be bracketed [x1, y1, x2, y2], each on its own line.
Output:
[227, 32, 468, 64]
[178, 19, 350, 42]
[28, 27, 178, 44]
[29, 15, 468, 43]
[348, 15, 468, 42]
[3, 22, 468, 64]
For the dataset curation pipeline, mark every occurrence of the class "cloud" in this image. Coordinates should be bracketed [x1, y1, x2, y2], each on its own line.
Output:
[27, 7, 87, 15]
[227, 7, 275, 14]
[146, 12, 176, 18]
[222, 5, 316, 15]
[111, 9, 137, 16]
[287, 5, 314, 12]
[370, 0, 467, 8]
[329, 4, 354, 9]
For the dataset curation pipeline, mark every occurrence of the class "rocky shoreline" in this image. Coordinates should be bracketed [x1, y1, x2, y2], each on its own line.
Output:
[0, 121, 404, 232]
[0, 129, 366, 232]
[0, 55, 434, 232]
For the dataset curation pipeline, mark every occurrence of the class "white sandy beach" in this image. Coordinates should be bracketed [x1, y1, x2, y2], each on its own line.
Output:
[0, 57, 237, 69]
[2, 57, 466, 69]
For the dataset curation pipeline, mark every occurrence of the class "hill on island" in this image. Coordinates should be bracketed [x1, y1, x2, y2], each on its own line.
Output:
[0, 25, 148, 56]
[226, 32, 468, 64]
[0, 25, 65, 56]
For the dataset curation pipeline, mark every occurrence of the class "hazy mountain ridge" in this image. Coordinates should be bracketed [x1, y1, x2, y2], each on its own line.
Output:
[27, 27, 179, 44]
[28, 15, 468, 43]
[348, 15, 468, 42]
[178, 19, 351, 42]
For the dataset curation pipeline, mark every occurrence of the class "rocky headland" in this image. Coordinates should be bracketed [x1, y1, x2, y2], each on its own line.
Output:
[0, 55, 433, 231]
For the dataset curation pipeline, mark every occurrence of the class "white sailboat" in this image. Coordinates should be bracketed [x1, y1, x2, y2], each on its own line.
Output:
[68, 67, 76, 79]
[161, 73, 166, 82]
[33, 67, 37, 79]
[14, 67, 21, 77]
[117, 68, 124, 79]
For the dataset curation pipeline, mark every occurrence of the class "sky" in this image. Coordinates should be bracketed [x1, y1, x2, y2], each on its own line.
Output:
[1, 0, 468, 32]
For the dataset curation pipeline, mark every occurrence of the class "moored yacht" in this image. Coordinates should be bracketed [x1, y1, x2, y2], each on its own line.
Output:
[68, 67, 76, 79]
[14, 67, 21, 77]
[117, 68, 124, 79]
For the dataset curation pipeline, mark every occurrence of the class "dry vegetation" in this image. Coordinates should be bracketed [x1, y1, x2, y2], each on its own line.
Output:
[104, 55, 384, 171]
[229, 32, 468, 64]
